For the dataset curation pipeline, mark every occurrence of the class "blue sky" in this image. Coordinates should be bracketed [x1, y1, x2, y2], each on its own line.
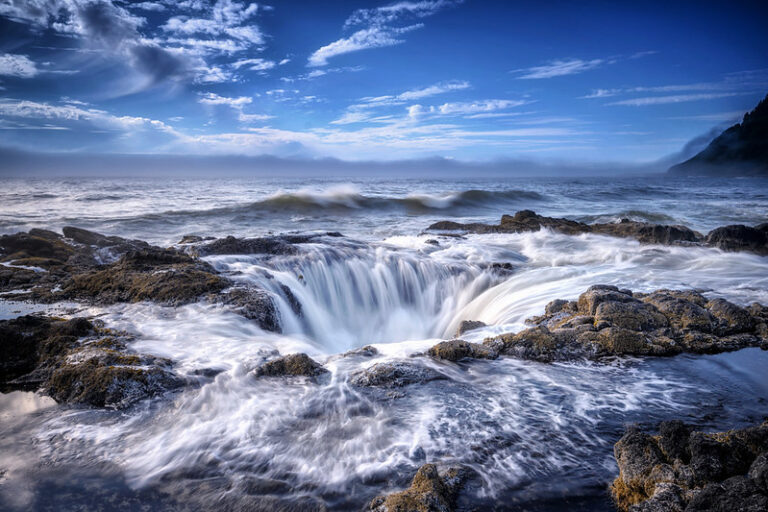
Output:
[0, 0, 766, 163]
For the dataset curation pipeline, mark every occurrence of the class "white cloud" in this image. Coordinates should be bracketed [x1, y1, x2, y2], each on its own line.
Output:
[515, 58, 604, 79]
[198, 93, 252, 107]
[0, 54, 39, 78]
[579, 89, 621, 99]
[131, 2, 167, 11]
[308, 25, 422, 67]
[0, 98, 178, 134]
[408, 99, 528, 118]
[607, 92, 743, 106]
[344, 0, 462, 28]
[232, 58, 276, 71]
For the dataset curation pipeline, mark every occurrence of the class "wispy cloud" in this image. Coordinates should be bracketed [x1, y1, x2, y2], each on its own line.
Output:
[309, 0, 461, 67]
[607, 92, 743, 106]
[514, 58, 604, 79]
[232, 58, 276, 71]
[197, 93, 273, 123]
[409, 99, 528, 117]
[308, 25, 422, 67]
[0, 54, 39, 78]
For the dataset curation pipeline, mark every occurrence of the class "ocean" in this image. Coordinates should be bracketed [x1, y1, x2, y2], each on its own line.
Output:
[1, 175, 768, 510]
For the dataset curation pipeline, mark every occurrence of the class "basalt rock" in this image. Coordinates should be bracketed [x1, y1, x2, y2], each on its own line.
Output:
[254, 353, 328, 378]
[61, 248, 229, 306]
[427, 210, 704, 247]
[193, 233, 335, 257]
[426, 210, 768, 255]
[349, 362, 448, 388]
[428, 339, 498, 361]
[219, 287, 284, 332]
[47, 348, 183, 408]
[368, 463, 471, 512]
[611, 421, 768, 511]
[706, 225, 768, 255]
[484, 285, 767, 361]
[455, 320, 486, 337]
[0, 315, 93, 388]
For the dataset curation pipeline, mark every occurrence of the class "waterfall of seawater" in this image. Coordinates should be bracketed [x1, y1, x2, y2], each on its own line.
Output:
[206, 241, 502, 352]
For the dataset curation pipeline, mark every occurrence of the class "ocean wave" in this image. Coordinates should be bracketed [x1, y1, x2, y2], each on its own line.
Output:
[246, 186, 545, 213]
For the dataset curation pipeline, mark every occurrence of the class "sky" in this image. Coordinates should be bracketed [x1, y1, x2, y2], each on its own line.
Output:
[0, 0, 766, 165]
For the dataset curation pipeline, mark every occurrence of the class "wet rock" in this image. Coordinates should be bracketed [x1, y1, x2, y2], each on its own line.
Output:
[47, 353, 183, 408]
[254, 353, 327, 378]
[486, 285, 768, 362]
[428, 339, 497, 361]
[0, 315, 93, 387]
[367, 463, 470, 512]
[62, 248, 229, 306]
[427, 210, 704, 247]
[611, 421, 768, 511]
[0, 230, 75, 266]
[349, 362, 448, 388]
[706, 224, 768, 255]
[194, 234, 325, 257]
[343, 345, 379, 358]
[455, 320, 486, 336]
[219, 287, 283, 332]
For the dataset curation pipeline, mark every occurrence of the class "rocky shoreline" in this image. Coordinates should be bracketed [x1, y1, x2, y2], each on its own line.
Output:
[2, 223, 768, 510]
[427, 210, 768, 255]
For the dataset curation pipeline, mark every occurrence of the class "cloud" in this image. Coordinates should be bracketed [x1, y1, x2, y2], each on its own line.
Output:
[607, 92, 744, 106]
[514, 58, 604, 79]
[343, 0, 462, 28]
[407, 99, 528, 119]
[161, 0, 264, 46]
[353, 80, 470, 108]
[197, 92, 272, 123]
[232, 58, 276, 71]
[131, 2, 167, 12]
[0, 98, 178, 134]
[309, 0, 461, 67]
[198, 93, 252, 107]
[0, 54, 39, 78]
[579, 89, 620, 99]
[308, 25, 422, 67]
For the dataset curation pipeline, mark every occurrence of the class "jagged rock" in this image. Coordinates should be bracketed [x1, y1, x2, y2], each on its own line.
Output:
[219, 287, 283, 332]
[193, 233, 330, 257]
[367, 463, 470, 512]
[428, 339, 497, 361]
[254, 353, 327, 378]
[0, 230, 75, 266]
[749, 452, 768, 493]
[485, 285, 767, 361]
[706, 225, 768, 255]
[0, 315, 93, 387]
[612, 421, 768, 511]
[47, 353, 182, 408]
[349, 362, 448, 388]
[427, 210, 703, 247]
[455, 320, 486, 336]
[61, 248, 229, 306]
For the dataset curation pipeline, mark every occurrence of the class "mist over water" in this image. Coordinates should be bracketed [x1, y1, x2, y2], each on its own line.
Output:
[1, 175, 768, 510]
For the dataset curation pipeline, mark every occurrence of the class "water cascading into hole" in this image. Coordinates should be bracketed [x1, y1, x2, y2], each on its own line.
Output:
[210, 243, 502, 352]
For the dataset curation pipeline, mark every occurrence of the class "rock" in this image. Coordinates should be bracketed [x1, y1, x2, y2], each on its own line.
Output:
[455, 320, 486, 336]
[612, 421, 768, 511]
[486, 285, 768, 362]
[0, 230, 75, 266]
[427, 211, 704, 247]
[62, 248, 229, 306]
[254, 353, 327, 378]
[367, 463, 470, 512]
[47, 354, 183, 408]
[342, 345, 379, 358]
[705, 298, 754, 334]
[219, 287, 283, 332]
[706, 225, 768, 255]
[349, 362, 448, 388]
[749, 452, 768, 493]
[428, 339, 497, 361]
[0, 315, 93, 387]
[193, 234, 326, 257]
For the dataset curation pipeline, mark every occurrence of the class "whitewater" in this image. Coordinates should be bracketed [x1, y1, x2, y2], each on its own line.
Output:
[1, 175, 768, 510]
